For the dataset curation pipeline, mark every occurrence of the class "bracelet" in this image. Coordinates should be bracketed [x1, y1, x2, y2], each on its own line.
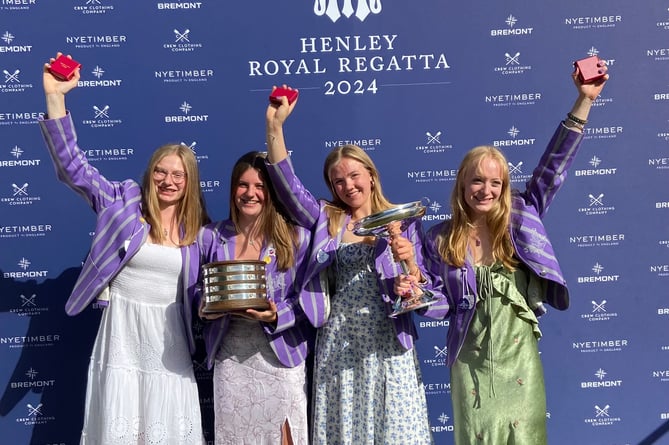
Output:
[563, 119, 584, 131]
[567, 112, 587, 125]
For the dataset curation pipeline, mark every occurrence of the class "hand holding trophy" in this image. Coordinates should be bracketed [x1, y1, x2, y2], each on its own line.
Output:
[352, 201, 438, 318]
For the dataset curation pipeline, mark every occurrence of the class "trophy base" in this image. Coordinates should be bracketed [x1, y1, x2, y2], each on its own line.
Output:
[203, 298, 270, 314]
[388, 296, 438, 318]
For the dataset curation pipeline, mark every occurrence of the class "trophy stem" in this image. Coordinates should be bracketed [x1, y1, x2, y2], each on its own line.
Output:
[399, 260, 410, 275]
[389, 263, 438, 318]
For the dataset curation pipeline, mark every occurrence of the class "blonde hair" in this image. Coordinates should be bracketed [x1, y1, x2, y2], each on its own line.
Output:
[229, 151, 298, 270]
[437, 145, 517, 270]
[141, 143, 210, 245]
[322, 144, 393, 238]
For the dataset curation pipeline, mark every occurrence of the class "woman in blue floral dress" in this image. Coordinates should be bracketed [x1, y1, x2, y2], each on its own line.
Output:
[264, 86, 449, 444]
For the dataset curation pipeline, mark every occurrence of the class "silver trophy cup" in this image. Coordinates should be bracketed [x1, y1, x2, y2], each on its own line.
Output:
[352, 201, 439, 318]
[201, 260, 269, 314]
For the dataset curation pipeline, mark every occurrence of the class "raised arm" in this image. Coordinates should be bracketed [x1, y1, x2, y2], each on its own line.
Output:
[264, 86, 322, 228]
[43, 52, 79, 119]
[523, 60, 609, 216]
[265, 85, 297, 164]
[40, 52, 127, 212]
[563, 59, 609, 132]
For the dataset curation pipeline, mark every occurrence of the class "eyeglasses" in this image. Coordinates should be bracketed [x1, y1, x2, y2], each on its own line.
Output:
[153, 167, 187, 184]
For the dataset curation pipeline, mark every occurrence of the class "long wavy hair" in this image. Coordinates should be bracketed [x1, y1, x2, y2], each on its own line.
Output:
[229, 151, 298, 270]
[141, 143, 210, 246]
[322, 144, 394, 238]
[437, 145, 517, 270]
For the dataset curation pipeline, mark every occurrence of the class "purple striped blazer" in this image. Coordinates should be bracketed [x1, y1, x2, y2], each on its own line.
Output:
[266, 157, 449, 351]
[197, 219, 314, 369]
[423, 122, 583, 366]
[38, 113, 200, 354]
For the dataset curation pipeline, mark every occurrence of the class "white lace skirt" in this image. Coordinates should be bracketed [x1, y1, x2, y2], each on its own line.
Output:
[212, 318, 308, 445]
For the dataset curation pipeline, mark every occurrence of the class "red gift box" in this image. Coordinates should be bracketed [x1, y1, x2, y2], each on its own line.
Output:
[269, 87, 299, 105]
[575, 56, 605, 84]
[48, 55, 82, 81]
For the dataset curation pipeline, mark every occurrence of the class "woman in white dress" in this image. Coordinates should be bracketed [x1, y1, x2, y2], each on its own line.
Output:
[39, 52, 209, 444]
[198, 151, 313, 445]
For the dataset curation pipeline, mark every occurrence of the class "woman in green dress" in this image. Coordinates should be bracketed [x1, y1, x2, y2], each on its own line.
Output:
[391, 60, 609, 444]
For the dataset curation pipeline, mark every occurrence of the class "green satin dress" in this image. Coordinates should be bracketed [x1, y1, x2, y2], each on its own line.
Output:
[451, 262, 547, 445]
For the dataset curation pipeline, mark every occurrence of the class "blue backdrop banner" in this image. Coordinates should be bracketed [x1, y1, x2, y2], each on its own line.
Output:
[1, 1, 668, 444]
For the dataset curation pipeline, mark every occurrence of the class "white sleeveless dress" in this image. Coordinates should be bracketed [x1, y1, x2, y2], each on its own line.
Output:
[80, 243, 204, 445]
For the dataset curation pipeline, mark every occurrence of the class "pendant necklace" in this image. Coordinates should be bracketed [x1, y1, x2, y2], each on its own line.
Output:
[245, 232, 261, 248]
[470, 224, 483, 247]
[163, 225, 173, 242]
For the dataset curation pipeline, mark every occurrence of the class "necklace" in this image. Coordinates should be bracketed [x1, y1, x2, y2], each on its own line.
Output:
[469, 230, 482, 247]
[163, 224, 175, 240]
[469, 223, 485, 247]
[160, 225, 178, 246]
[346, 216, 365, 232]
[248, 238, 263, 250]
[243, 233, 261, 249]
